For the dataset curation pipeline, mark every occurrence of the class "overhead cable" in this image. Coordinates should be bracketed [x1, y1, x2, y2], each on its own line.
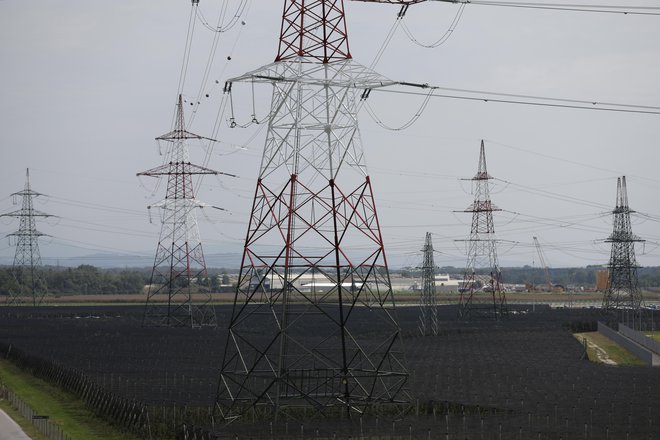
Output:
[401, 3, 466, 48]
[466, 1, 660, 16]
[373, 84, 660, 115]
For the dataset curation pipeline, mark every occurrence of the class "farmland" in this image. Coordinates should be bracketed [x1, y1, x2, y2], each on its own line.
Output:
[0, 304, 658, 439]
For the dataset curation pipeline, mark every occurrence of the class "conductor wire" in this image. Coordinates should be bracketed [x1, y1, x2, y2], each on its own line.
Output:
[401, 3, 466, 48]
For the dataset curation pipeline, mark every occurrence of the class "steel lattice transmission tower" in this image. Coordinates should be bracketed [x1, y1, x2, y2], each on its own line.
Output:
[602, 176, 644, 323]
[1, 169, 51, 306]
[418, 232, 438, 336]
[138, 95, 226, 328]
[458, 140, 507, 320]
[216, 0, 409, 422]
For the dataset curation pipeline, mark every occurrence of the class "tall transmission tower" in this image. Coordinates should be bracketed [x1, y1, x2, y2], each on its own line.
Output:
[458, 140, 507, 320]
[138, 95, 226, 328]
[216, 0, 409, 421]
[419, 232, 438, 336]
[533, 236, 553, 292]
[1, 169, 51, 306]
[602, 176, 644, 326]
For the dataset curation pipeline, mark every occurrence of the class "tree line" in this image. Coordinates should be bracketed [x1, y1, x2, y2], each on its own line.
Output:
[0, 265, 149, 295]
[0, 265, 233, 295]
[1, 264, 659, 295]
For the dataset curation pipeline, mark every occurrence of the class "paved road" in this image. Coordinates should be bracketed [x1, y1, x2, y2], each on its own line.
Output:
[0, 409, 31, 440]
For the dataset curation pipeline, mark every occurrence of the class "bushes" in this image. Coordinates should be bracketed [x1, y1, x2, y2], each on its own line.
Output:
[0, 265, 150, 295]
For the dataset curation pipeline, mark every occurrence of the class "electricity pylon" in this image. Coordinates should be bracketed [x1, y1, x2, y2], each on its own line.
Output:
[602, 176, 644, 328]
[419, 232, 438, 336]
[458, 140, 507, 320]
[138, 95, 227, 328]
[1, 169, 51, 306]
[533, 236, 553, 292]
[216, 0, 409, 422]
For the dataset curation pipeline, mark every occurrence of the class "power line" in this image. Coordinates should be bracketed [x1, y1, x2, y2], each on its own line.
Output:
[494, 178, 611, 210]
[466, 1, 660, 16]
[49, 196, 146, 217]
[365, 1, 660, 16]
[373, 85, 660, 115]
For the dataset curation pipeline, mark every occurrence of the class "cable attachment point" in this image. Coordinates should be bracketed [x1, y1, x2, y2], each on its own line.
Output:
[398, 5, 409, 19]
[223, 82, 233, 94]
[360, 88, 372, 101]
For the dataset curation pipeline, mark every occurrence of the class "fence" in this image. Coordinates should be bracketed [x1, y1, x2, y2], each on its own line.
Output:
[618, 322, 660, 354]
[618, 323, 660, 365]
[0, 342, 156, 438]
[0, 384, 71, 440]
[597, 321, 660, 366]
[0, 341, 223, 440]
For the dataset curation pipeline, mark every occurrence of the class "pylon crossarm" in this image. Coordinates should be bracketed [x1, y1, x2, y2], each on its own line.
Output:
[228, 61, 396, 90]
[137, 162, 222, 177]
[155, 129, 216, 142]
[0, 209, 52, 218]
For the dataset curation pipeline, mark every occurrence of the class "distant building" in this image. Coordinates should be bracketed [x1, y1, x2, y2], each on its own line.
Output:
[410, 274, 461, 292]
[596, 270, 609, 290]
[503, 283, 528, 293]
[435, 274, 460, 292]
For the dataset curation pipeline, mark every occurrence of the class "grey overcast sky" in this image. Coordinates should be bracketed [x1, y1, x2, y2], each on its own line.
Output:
[1, 0, 660, 269]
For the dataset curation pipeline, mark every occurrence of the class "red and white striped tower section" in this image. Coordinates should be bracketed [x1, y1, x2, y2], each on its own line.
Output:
[458, 140, 508, 320]
[138, 95, 229, 328]
[216, 0, 415, 422]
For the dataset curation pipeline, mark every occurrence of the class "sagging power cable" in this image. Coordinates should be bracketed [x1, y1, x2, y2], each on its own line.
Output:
[401, 3, 467, 48]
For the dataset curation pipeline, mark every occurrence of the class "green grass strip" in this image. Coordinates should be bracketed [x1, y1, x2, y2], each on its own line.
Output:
[0, 359, 142, 440]
[645, 331, 660, 342]
[575, 332, 646, 366]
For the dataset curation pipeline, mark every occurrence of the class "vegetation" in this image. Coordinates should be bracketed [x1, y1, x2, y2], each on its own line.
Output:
[0, 399, 48, 440]
[575, 332, 646, 366]
[1, 264, 659, 296]
[0, 265, 235, 296]
[0, 358, 141, 440]
[645, 331, 660, 342]
[0, 265, 148, 295]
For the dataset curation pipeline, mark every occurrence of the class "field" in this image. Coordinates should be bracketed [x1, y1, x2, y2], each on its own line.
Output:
[0, 304, 658, 439]
[645, 331, 660, 342]
[41, 290, 613, 305]
[574, 332, 646, 366]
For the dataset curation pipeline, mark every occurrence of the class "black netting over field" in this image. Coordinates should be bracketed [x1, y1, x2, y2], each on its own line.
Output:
[0, 304, 658, 439]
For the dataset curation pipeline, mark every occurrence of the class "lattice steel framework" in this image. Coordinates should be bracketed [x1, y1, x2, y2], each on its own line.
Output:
[418, 232, 438, 336]
[533, 236, 553, 292]
[274, 0, 427, 65]
[458, 140, 507, 320]
[216, 0, 408, 422]
[138, 95, 223, 328]
[1, 169, 51, 306]
[602, 176, 644, 322]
